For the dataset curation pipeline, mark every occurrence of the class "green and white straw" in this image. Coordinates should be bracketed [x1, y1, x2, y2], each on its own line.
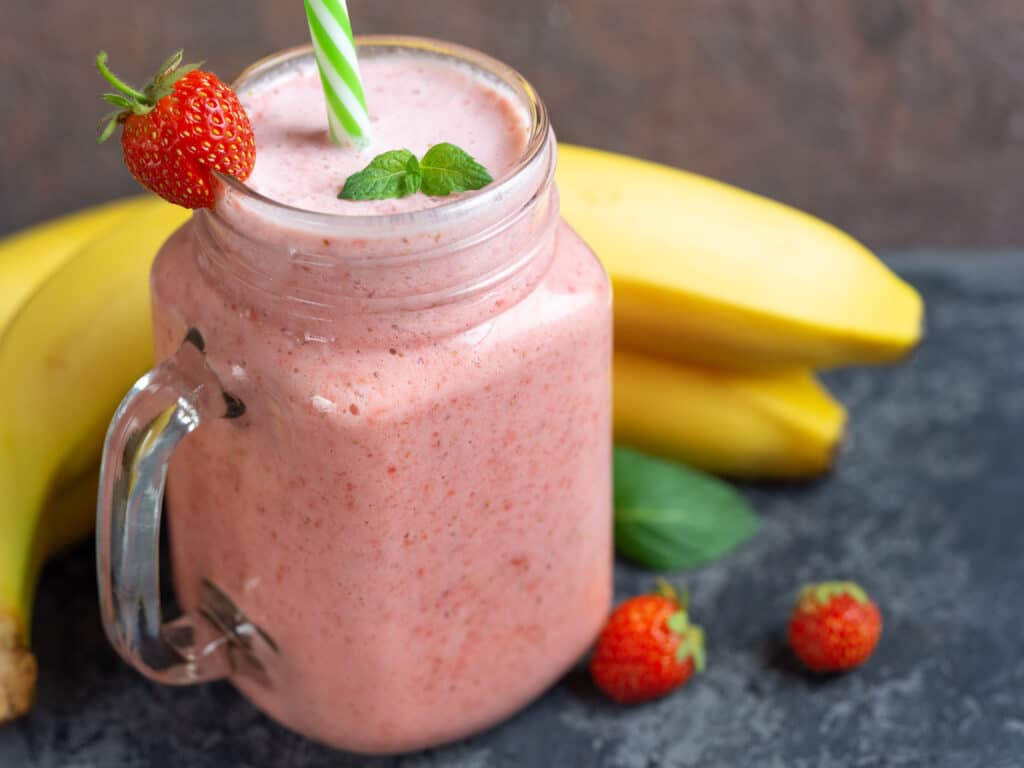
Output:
[304, 0, 371, 146]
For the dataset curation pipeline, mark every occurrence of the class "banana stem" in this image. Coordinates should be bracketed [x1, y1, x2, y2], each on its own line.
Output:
[0, 613, 36, 722]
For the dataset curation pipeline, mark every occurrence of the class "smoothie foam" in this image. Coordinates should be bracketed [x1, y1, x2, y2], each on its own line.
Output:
[242, 52, 530, 215]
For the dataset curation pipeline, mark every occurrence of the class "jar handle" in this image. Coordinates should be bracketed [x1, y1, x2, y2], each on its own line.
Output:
[96, 328, 247, 684]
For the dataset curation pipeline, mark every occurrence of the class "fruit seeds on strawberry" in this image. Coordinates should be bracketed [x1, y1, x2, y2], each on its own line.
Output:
[590, 580, 705, 704]
[788, 581, 883, 673]
[96, 50, 255, 209]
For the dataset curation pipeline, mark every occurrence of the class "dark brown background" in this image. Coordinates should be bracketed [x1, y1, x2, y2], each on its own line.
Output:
[3, 0, 1023, 246]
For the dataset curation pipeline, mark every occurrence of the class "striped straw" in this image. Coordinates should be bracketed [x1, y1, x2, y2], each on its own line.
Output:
[304, 0, 371, 145]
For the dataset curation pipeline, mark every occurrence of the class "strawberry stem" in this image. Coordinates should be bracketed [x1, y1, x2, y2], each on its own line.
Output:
[102, 93, 135, 109]
[654, 578, 678, 604]
[154, 50, 185, 79]
[798, 581, 870, 606]
[95, 52, 148, 102]
[654, 578, 689, 609]
[96, 112, 120, 144]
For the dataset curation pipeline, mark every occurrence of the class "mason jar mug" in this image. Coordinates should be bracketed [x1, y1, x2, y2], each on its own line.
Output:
[97, 38, 612, 754]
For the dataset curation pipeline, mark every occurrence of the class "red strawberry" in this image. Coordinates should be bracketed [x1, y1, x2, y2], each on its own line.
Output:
[788, 581, 882, 672]
[96, 50, 255, 209]
[590, 581, 705, 703]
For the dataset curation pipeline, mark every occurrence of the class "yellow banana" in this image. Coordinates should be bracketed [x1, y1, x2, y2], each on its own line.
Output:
[0, 196, 152, 720]
[38, 467, 100, 562]
[0, 196, 151, 331]
[558, 144, 924, 371]
[614, 350, 846, 478]
[0, 465, 100, 720]
[0, 199, 189, 721]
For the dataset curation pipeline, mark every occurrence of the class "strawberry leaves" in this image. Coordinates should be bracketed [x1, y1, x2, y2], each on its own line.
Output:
[95, 50, 203, 144]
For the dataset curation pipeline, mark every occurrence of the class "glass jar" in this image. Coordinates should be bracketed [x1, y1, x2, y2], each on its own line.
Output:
[97, 37, 612, 755]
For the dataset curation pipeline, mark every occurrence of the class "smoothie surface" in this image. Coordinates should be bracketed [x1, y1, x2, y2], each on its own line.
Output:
[240, 53, 531, 215]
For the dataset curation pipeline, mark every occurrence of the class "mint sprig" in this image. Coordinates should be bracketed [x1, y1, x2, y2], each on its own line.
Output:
[614, 447, 760, 571]
[340, 142, 493, 201]
[338, 149, 422, 200]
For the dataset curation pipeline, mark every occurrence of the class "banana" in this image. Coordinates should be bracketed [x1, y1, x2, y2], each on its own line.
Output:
[0, 199, 189, 721]
[0, 466, 99, 720]
[614, 350, 846, 478]
[557, 144, 924, 371]
[38, 467, 100, 562]
[0, 196, 151, 331]
[0, 195, 152, 719]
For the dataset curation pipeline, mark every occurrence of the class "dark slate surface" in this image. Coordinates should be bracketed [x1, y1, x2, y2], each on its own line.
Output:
[3, 252, 1024, 767]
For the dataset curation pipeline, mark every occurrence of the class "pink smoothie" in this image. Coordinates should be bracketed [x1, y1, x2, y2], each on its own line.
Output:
[243, 51, 529, 215]
[151, 42, 611, 754]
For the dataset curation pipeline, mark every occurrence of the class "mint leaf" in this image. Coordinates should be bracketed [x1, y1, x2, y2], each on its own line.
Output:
[339, 143, 492, 201]
[419, 143, 493, 197]
[613, 447, 759, 571]
[339, 149, 422, 200]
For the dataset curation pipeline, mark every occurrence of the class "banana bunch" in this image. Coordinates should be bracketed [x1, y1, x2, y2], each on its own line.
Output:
[557, 144, 922, 477]
[0, 197, 189, 721]
[0, 145, 921, 720]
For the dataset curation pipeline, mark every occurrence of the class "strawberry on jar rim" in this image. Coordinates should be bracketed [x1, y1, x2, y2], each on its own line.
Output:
[96, 50, 256, 209]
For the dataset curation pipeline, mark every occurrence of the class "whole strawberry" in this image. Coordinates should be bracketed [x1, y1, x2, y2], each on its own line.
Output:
[590, 581, 705, 703]
[96, 50, 256, 209]
[788, 581, 882, 672]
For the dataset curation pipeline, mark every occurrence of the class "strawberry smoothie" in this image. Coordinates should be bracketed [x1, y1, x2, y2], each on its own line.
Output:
[149, 39, 611, 754]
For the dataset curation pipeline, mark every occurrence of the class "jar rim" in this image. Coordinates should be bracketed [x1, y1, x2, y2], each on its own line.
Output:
[212, 36, 552, 237]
